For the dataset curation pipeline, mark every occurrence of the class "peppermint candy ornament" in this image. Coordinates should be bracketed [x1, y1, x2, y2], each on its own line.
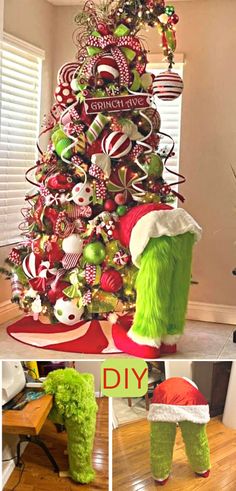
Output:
[57, 62, 79, 85]
[152, 70, 183, 101]
[107, 166, 142, 201]
[102, 131, 132, 159]
[96, 54, 119, 81]
[55, 82, 76, 105]
[72, 182, 94, 206]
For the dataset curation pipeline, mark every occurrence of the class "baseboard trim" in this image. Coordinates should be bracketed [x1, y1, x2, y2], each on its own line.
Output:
[187, 301, 236, 325]
[1, 299, 235, 327]
[0, 300, 20, 324]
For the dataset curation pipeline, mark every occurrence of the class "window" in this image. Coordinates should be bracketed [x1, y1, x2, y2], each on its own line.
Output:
[0, 34, 44, 246]
[147, 56, 184, 200]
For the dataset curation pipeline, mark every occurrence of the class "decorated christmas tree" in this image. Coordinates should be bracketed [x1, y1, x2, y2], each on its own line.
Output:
[2, 0, 201, 358]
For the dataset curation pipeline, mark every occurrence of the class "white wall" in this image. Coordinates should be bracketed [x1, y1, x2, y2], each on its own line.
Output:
[165, 360, 193, 380]
[75, 360, 102, 394]
[51, 1, 236, 309]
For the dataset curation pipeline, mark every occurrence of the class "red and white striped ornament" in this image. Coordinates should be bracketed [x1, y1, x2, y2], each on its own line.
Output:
[96, 54, 119, 81]
[152, 70, 183, 101]
[102, 131, 132, 159]
[11, 275, 24, 298]
[23, 253, 40, 279]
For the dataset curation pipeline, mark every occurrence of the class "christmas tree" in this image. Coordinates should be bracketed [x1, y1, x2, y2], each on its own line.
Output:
[2, 0, 201, 358]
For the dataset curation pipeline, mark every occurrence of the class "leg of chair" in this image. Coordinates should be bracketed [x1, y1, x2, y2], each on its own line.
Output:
[179, 421, 210, 473]
[32, 436, 60, 473]
[16, 438, 22, 467]
[128, 398, 132, 407]
[150, 421, 176, 481]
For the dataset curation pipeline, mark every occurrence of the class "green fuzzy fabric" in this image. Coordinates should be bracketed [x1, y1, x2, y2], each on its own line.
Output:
[179, 421, 211, 473]
[150, 421, 210, 480]
[43, 368, 98, 484]
[150, 422, 177, 480]
[131, 232, 194, 343]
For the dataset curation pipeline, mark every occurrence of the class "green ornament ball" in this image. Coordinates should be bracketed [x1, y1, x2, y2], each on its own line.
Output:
[83, 242, 106, 265]
[116, 205, 128, 216]
[52, 128, 66, 146]
[148, 154, 163, 178]
[55, 138, 73, 159]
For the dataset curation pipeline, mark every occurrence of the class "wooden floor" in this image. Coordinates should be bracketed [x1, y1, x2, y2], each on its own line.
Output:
[113, 416, 236, 490]
[4, 397, 108, 491]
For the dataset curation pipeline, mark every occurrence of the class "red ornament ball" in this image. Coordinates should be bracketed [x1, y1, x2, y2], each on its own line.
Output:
[55, 82, 76, 105]
[96, 55, 119, 82]
[104, 199, 117, 212]
[152, 71, 183, 101]
[115, 193, 126, 205]
[97, 22, 111, 36]
[100, 269, 123, 293]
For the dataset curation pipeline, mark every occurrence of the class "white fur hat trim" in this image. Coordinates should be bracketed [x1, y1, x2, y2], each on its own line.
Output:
[130, 208, 202, 267]
[148, 403, 210, 424]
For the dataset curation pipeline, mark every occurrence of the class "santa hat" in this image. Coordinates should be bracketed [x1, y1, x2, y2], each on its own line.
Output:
[117, 203, 202, 267]
[148, 377, 210, 425]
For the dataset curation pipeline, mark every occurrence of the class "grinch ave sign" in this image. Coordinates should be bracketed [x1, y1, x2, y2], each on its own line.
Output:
[84, 94, 150, 114]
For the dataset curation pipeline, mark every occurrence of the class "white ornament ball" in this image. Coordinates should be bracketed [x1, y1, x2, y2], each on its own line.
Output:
[152, 70, 183, 101]
[62, 234, 83, 254]
[54, 298, 84, 325]
[72, 182, 93, 206]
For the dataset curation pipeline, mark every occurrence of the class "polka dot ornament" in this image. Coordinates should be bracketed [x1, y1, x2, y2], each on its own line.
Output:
[152, 70, 183, 101]
[55, 82, 76, 105]
[71, 182, 94, 206]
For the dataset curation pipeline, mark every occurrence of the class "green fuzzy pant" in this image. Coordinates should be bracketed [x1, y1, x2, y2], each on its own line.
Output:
[43, 368, 97, 484]
[130, 232, 195, 345]
[150, 421, 210, 480]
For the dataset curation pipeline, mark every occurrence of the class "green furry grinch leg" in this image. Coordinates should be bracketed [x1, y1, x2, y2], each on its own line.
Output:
[150, 421, 210, 480]
[179, 421, 211, 473]
[43, 368, 97, 483]
[130, 232, 194, 346]
[150, 422, 177, 480]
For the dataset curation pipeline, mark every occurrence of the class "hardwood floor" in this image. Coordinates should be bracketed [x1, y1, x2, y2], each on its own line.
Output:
[113, 416, 236, 490]
[4, 397, 108, 491]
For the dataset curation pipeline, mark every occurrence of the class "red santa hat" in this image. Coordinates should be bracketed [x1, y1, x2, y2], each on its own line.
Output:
[148, 377, 210, 425]
[117, 203, 202, 267]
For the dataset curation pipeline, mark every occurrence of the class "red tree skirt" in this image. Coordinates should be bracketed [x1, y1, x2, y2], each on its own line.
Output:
[7, 316, 120, 354]
[8, 314, 165, 357]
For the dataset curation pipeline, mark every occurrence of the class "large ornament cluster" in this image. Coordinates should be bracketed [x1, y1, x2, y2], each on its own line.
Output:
[5, 0, 183, 325]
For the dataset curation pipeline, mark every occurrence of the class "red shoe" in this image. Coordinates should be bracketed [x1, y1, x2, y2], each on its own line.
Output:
[112, 315, 161, 359]
[160, 343, 177, 355]
[154, 476, 169, 486]
[196, 470, 210, 478]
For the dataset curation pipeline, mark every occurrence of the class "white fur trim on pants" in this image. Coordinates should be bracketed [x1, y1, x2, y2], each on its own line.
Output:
[129, 208, 202, 267]
[128, 329, 161, 348]
[148, 403, 210, 424]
